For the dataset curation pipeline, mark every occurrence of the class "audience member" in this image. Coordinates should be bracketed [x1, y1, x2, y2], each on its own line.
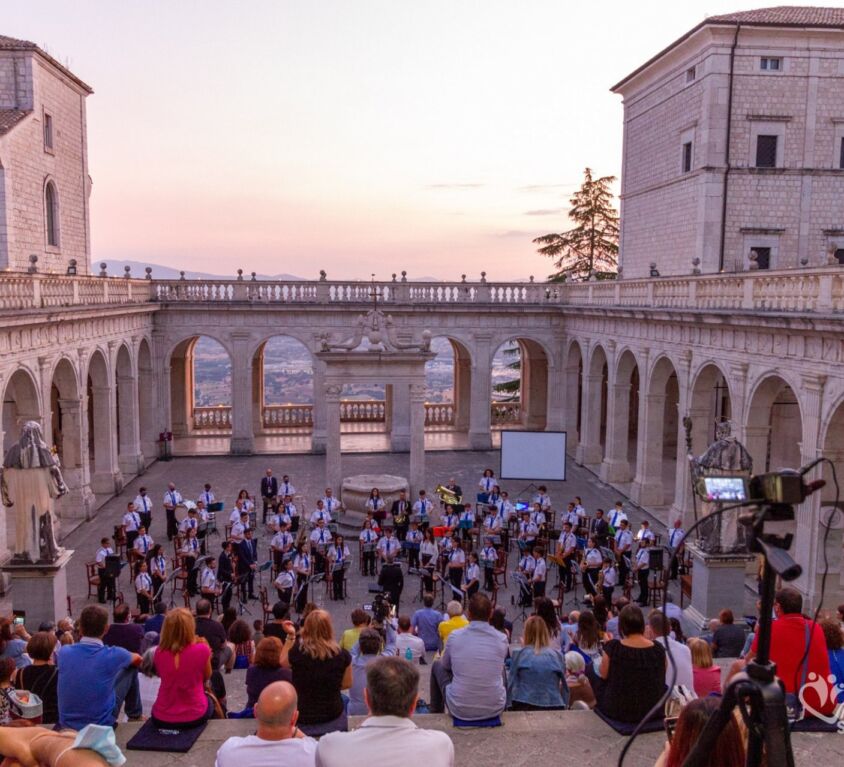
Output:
[489, 607, 512, 643]
[0, 618, 30, 669]
[688, 637, 721, 698]
[572, 610, 605, 663]
[215, 681, 317, 767]
[564, 651, 596, 709]
[820, 617, 844, 703]
[429, 593, 508, 721]
[229, 619, 255, 668]
[151, 608, 215, 728]
[438, 601, 468, 647]
[532, 597, 561, 640]
[340, 609, 371, 652]
[57, 604, 142, 730]
[103, 603, 144, 653]
[281, 609, 352, 736]
[0, 657, 15, 724]
[411, 594, 443, 652]
[560, 610, 580, 652]
[711, 609, 746, 658]
[395, 615, 425, 662]
[648, 610, 694, 690]
[588, 604, 666, 723]
[348, 628, 384, 715]
[506, 615, 567, 710]
[654, 697, 745, 767]
[143, 602, 167, 635]
[13, 631, 59, 724]
[700, 618, 720, 646]
[317, 657, 453, 767]
[246, 637, 293, 709]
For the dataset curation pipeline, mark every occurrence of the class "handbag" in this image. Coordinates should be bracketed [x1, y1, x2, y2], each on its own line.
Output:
[2, 687, 44, 723]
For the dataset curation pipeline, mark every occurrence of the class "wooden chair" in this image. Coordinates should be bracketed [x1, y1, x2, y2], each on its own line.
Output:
[172, 555, 188, 595]
[258, 586, 272, 624]
[493, 548, 508, 589]
[86, 561, 100, 599]
[113, 525, 127, 560]
[182, 589, 192, 610]
[649, 572, 667, 609]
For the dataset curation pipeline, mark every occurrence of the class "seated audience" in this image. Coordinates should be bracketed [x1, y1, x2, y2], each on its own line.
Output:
[317, 656, 454, 767]
[395, 615, 425, 662]
[340, 609, 371, 652]
[711, 609, 746, 658]
[281, 609, 352, 736]
[215, 681, 317, 767]
[572, 610, 605, 663]
[143, 602, 167, 635]
[564, 651, 595, 709]
[263, 602, 292, 642]
[489, 607, 512, 643]
[506, 615, 567, 710]
[103, 604, 144, 653]
[560, 610, 580, 651]
[348, 628, 384, 715]
[689, 637, 721, 698]
[821, 617, 844, 703]
[588, 604, 666, 723]
[0, 726, 116, 767]
[438, 601, 468, 647]
[648, 610, 694, 690]
[411, 594, 443, 652]
[246, 637, 293, 709]
[57, 604, 142, 730]
[229, 619, 255, 669]
[532, 597, 561, 640]
[0, 618, 31, 669]
[654, 697, 745, 767]
[13, 631, 59, 724]
[151, 607, 214, 728]
[429, 593, 508, 721]
[0, 657, 15, 724]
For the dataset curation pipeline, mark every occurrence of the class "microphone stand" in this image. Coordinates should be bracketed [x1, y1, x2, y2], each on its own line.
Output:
[153, 568, 181, 610]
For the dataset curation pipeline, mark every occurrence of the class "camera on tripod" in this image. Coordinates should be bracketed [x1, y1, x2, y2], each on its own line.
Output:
[367, 591, 391, 623]
[696, 469, 821, 507]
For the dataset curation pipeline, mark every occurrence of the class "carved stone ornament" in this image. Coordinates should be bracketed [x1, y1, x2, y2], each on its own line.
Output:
[319, 308, 431, 353]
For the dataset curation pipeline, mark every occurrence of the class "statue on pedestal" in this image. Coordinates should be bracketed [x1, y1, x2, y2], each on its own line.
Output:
[684, 418, 752, 554]
[1, 421, 67, 564]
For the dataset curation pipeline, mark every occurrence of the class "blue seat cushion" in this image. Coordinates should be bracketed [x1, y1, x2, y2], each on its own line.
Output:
[452, 715, 502, 728]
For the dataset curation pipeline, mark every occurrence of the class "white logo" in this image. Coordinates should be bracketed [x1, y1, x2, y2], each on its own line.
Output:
[798, 672, 844, 731]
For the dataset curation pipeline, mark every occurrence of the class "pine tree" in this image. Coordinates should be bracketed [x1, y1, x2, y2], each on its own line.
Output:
[533, 167, 619, 282]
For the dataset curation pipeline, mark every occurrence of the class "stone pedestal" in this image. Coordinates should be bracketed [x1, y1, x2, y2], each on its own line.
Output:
[341, 474, 409, 526]
[2, 549, 74, 630]
[683, 542, 755, 630]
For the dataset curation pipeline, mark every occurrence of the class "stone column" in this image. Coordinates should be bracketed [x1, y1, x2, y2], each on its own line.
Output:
[667, 353, 691, 525]
[575, 370, 604, 466]
[117, 373, 143, 476]
[38, 357, 53, 447]
[251, 349, 264, 435]
[229, 333, 254, 455]
[545, 362, 565, 431]
[410, 383, 426, 492]
[390, 381, 411, 453]
[89, 384, 122, 495]
[325, 384, 342, 493]
[311, 361, 327, 454]
[601, 381, 633, 483]
[53, 397, 95, 524]
[630, 392, 666, 507]
[564, 352, 580, 451]
[468, 335, 492, 450]
[453, 351, 471, 431]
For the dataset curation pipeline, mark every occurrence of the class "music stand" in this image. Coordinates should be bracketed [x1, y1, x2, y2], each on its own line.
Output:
[153, 568, 182, 610]
[511, 571, 532, 624]
[292, 571, 325, 614]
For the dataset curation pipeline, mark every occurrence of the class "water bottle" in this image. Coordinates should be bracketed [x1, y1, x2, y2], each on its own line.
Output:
[405, 647, 413, 662]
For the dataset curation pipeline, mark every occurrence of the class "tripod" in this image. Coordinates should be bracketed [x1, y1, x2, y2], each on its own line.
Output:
[510, 572, 532, 625]
[683, 503, 800, 767]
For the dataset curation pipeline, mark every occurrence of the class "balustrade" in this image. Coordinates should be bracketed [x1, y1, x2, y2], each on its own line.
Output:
[193, 406, 233, 430]
[424, 402, 455, 426]
[262, 404, 314, 428]
[491, 400, 521, 426]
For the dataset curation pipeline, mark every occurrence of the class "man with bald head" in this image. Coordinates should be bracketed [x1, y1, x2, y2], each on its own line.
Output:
[215, 681, 316, 767]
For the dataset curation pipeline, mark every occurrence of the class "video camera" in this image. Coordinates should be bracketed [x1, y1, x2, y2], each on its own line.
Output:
[695, 469, 824, 506]
[363, 591, 392, 624]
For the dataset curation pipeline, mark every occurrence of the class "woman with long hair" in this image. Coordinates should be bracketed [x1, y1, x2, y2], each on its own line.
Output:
[573, 610, 604, 663]
[151, 608, 214, 728]
[533, 597, 561, 639]
[655, 697, 745, 767]
[506, 615, 567, 710]
[228, 619, 254, 669]
[280, 609, 352, 736]
[236, 489, 254, 514]
[688, 637, 721, 698]
[365, 488, 385, 523]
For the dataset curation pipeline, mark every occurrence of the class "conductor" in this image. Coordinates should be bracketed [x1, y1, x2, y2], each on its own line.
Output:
[377, 555, 404, 614]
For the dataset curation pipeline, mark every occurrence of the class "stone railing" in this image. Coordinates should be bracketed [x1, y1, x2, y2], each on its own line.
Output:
[262, 405, 314, 428]
[340, 399, 386, 422]
[193, 406, 233, 430]
[491, 400, 521, 426]
[424, 402, 455, 426]
[0, 273, 153, 310]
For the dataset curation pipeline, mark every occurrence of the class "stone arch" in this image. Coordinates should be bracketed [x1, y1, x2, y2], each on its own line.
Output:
[137, 338, 156, 460]
[252, 334, 315, 432]
[115, 343, 141, 474]
[86, 349, 120, 494]
[168, 335, 233, 436]
[818, 395, 844, 609]
[577, 343, 609, 466]
[2, 367, 41, 455]
[601, 348, 640, 484]
[49, 357, 82, 470]
[688, 361, 733, 454]
[491, 336, 549, 431]
[565, 339, 584, 450]
[425, 335, 473, 432]
[745, 373, 803, 475]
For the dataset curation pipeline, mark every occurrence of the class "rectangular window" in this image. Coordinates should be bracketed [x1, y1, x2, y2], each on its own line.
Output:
[835, 248, 844, 265]
[750, 247, 771, 270]
[682, 142, 693, 173]
[755, 135, 778, 168]
[840, 136, 844, 170]
[686, 66, 696, 83]
[43, 113, 53, 151]
[760, 57, 782, 71]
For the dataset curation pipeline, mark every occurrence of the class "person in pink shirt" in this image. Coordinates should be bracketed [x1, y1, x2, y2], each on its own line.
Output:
[689, 638, 721, 698]
[152, 608, 215, 727]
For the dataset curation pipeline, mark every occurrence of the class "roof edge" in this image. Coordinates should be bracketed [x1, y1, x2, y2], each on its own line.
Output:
[33, 48, 94, 95]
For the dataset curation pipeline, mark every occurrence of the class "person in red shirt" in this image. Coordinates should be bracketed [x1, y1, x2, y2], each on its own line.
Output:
[750, 587, 833, 716]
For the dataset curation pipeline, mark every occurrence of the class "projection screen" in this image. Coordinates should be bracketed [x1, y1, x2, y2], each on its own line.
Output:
[499, 430, 567, 481]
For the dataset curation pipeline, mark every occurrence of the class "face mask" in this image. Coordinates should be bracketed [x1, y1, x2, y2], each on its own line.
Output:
[72, 724, 126, 765]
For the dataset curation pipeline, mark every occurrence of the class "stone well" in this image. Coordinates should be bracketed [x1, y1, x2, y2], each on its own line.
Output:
[341, 474, 409, 523]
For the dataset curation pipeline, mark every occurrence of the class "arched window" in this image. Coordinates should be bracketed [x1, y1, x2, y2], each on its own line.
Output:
[45, 181, 59, 247]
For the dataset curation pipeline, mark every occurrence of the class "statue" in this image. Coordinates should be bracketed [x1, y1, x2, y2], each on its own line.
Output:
[684, 418, 752, 554]
[319, 307, 432, 353]
[1, 421, 67, 563]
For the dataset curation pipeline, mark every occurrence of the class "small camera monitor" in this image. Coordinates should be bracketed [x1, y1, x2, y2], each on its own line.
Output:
[702, 476, 748, 502]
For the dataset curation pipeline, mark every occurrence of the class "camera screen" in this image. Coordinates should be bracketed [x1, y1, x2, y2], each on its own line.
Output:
[702, 476, 747, 502]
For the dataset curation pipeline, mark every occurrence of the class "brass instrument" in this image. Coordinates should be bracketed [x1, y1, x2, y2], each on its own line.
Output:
[547, 550, 567, 567]
[435, 484, 462, 507]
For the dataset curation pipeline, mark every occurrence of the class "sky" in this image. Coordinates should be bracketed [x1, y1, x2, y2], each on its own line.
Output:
[5, 1, 796, 280]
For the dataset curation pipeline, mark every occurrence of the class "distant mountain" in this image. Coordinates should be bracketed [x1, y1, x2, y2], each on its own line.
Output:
[91, 260, 305, 281]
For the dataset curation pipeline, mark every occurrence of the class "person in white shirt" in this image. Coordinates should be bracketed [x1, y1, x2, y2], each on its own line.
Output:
[446, 545, 465, 594]
[647, 610, 694, 691]
[322, 488, 341, 517]
[201, 557, 222, 601]
[133, 526, 154, 559]
[134, 487, 154, 530]
[316, 657, 453, 767]
[582, 537, 603, 598]
[531, 546, 547, 599]
[530, 502, 547, 529]
[309, 520, 331, 572]
[533, 485, 551, 510]
[634, 536, 651, 606]
[230, 511, 249, 543]
[614, 519, 633, 585]
[395, 615, 426, 663]
[608, 501, 628, 530]
[134, 559, 153, 615]
[271, 528, 295, 570]
[328, 534, 351, 600]
[95, 537, 115, 603]
[562, 502, 579, 529]
[365, 488, 386, 518]
[359, 520, 379, 576]
[198, 483, 215, 508]
[279, 475, 296, 499]
[150, 544, 168, 594]
[122, 502, 142, 550]
[195, 499, 210, 522]
[636, 519, 656, 543]
[480, 539, 498, 591]
[377, 528, 401, 562]
[517, 512, 538, 548]
[310, 501, 331, 528]
[600, 556, 618, 604]
[293, 544, 312, 613]
[215, 681, 317, 767]
[482, 507, 502, 537]
[274, 558, 296, 605]
[557, 521, 577, 591]
[163, 482, 183, 541]
[236, 489, 255, 514]
[230, 500, 246, 526]
[573, 496, 586, 519]
[180, 507, 201, 536]
[405, 521, 423, 568]
[478, 468, 496, 501]
[180, 528, 201, 595]
[516, 551, 535, 606]
[412, 491, 433, 530]
[281, 494, 300, 534]
[497, 491, 515, 523]
[667, 518, 686, 580]
[440, 507, 459, 532]
[463, 552, 480, 600]
[272, 508, 292, 533]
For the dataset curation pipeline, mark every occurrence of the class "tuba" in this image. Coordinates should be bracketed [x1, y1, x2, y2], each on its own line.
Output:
[435, 484, 462, 507]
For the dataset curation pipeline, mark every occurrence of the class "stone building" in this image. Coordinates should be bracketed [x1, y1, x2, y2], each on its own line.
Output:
[0, 34, 92, 274]
[0, 13, 843, 612]
[613, 7, 844, 277]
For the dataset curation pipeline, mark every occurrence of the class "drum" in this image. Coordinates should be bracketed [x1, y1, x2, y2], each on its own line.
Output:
[174, 501, 196, 523]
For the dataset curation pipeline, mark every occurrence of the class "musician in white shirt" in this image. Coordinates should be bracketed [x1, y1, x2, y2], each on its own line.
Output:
[359, 520, 379, 576]
[200, 557, 222, 600]
[96, 537, 116, 603]
[446, 545, 465, 593]
[636, 519, 656, 544]
[516, 551, 535, 606]
[482, 508, 502, 536]
[582, 537, 603, 597]
[573, 496, 586, 519]
[667, 518, 686, 580]
[496, 491, 515, 523]
[230, 500, 247, 525]
[478, 469, 496, 501]
[365, 488, 386, 518]
[457, 506, 474, 540]
[230, 511, 249, 543]
[280, 494, 300, 534]
[133, 487, 154, 530]
[562, 503, 580, 529]
[133, 526, 154, 559]
[634, 536, 651, 606]
[236, 489, 255, 514]
[309, 520, 331, 572]
[376, 528, 400, 562]
[180, 528, 202, 595]
[327, 534, 351, 600]
[270, 528, 295, 571]
[274, 558, 295, 604]
[531, 546, 547, 598]
[600, 556, 618, 603]
[413, 491, 433, 529]
[517, 512, 538, 548]
[440, 507, 459, 532]
[557, 521, 577, 591]
[122, 502, 142, 551]
[310, 500, 331, 528]
[462, 552, 480, 599]
[198, 483, 215, 508]
[530, 503, 547, 529]
[480, 540, 498, 591]
[279, 475, 296, 499]
[180, 507, 201, 537]
[322, 488, 342, 517]
[614, 519, 633, 584]
[533, 485, 551, 510]
[134, 560, 153, 615]
[194, 499, 210, 522]
[608, 501, 628, 529]
[163, 483, 183, 541]
[275, 497, 297, 529]
[405, 521, 423, 568]
[293, 543, 311, 613]
[150, 544, 167, 594]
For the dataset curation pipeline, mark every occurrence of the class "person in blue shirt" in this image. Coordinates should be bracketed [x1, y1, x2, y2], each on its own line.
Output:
[144, 601, 167, 635]
[57, 604, 142, 729]
[411, 594, 443, 652]
[506, 616, 568, 710]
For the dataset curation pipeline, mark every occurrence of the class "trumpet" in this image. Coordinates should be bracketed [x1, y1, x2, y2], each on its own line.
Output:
[435, 484, 462, 507]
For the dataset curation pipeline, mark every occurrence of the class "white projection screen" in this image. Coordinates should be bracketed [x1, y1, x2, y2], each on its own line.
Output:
[500, 431, 567, 481]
